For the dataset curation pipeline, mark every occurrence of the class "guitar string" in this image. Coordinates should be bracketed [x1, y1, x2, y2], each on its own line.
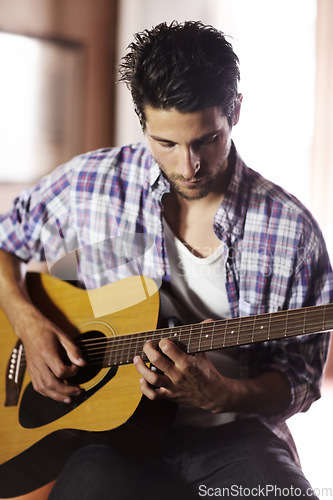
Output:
[19, 309, 332, 366]
[62, 314, 332, 367]
[84, 321, 329, 362]
[77, 318, 328, 354]
[17, 304, 332, 360]
[80, 304, 331, 340]
[75, 306, 332, 351]
[18, 309, 332, 356]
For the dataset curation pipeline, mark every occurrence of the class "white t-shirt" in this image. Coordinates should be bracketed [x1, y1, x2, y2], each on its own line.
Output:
[162, 218, 240, 427]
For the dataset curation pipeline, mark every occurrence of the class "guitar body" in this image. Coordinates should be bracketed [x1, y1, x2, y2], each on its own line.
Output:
[0, 273, 160, 498]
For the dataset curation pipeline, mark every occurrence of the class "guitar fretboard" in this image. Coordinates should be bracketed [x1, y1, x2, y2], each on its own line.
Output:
[78, 303, 333, 368]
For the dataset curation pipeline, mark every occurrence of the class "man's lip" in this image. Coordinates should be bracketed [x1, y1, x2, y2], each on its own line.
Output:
[179, 178, 204, 186]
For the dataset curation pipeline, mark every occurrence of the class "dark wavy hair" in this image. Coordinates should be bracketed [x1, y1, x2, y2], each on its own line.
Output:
[118, 21, 240, 129]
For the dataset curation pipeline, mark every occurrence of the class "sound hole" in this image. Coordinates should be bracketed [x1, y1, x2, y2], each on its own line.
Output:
[19, 330, 117, 429]
[68, 330, 107, 385]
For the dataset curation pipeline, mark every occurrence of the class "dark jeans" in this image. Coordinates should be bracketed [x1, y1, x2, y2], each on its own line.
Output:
[48, 419, 318, 499]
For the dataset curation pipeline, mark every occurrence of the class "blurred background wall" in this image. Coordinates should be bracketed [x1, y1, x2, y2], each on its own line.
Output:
[0, 0, 118, 197]
[0, 0, 332, 496]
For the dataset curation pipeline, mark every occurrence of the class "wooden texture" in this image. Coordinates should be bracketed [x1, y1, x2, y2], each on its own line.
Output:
[0, 273, 159, 498]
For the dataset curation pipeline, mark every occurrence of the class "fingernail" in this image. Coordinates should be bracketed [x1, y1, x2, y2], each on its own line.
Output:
[63, 397, 71, 404]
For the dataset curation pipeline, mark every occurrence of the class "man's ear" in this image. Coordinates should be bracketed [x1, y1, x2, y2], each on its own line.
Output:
[232, 93, 243, 126]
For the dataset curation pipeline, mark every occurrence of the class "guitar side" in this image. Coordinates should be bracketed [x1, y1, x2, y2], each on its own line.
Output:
[0, 481, 56, 500]
[0, 273, 160, 497]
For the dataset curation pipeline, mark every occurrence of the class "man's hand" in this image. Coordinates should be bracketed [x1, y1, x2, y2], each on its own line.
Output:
[133, 338, 230, 413]
[133, 337, 292, 417]
[16, 305, 85, 403]
[0, 251, 85, 403]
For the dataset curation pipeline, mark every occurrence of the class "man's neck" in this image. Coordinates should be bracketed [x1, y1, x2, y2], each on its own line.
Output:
[162, 149, 235, 258]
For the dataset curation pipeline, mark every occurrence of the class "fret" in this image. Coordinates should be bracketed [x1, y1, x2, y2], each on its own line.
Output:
[107, 337, 116, 366]
[118, 333, 125, 365]
[251, 313, 269, 341]
[179, 325, 191, 352]
[305, 308, 318, 335]
[172, 327, 181, 341]
[178, 325, 188, 350]
[170, 325, 183, 351]
[302, 308, 307, 334]
[284, 310, 289, 337]
[104, 337, 112, 367]
[187, 324, 193, 353]
[191, 325, 201, 353]
[108, 336, 116, 366]
[210, 321, 215, 350]
[178, 325, 183, 344]
[223, 319, 228, 347]
[236, 317, 241, 345]
[140, 331, 150, 363]
[267, 313, 271, 340]
[170, 325, 182, 351]
[125, 333, 133, 364]
[224, 319, 239, 347]
[322, 304, 327, 331]
[110, 337, 121, 365]
[118, 336, 125, 365]
[251, 315, 256, 343]
[134, 331, 141, 361]
[266, 311, 287, 341]
[199, 323, 213, 352]
[198, 323, 203, 351]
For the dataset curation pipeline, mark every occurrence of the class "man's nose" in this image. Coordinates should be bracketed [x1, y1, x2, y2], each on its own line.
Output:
[180, 147, 200, 180]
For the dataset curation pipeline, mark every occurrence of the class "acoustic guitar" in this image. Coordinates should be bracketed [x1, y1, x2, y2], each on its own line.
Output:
[0, 272, 332, 499]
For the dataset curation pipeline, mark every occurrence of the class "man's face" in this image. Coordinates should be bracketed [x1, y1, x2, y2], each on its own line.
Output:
[145, 104, 240, 200]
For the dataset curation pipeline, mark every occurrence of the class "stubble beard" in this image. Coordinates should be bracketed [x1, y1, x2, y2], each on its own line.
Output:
[158, 162, 225, 201]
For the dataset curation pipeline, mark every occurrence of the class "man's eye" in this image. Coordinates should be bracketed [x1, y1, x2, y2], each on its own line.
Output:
[201, 134, 218, 144]
[159, 141, 175, 149]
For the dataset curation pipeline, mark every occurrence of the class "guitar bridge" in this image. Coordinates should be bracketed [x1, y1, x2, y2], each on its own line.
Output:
[5, 341, 26, 407]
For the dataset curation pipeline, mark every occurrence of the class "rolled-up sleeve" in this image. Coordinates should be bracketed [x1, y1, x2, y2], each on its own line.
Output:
[0, 162, 74, 264]
[244, 226, 332, 422]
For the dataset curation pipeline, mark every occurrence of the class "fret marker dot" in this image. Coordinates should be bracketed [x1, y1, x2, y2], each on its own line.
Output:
[260, 326, 263, 329]
[231, 330, 234, 334]
[206, 334, 209, 338]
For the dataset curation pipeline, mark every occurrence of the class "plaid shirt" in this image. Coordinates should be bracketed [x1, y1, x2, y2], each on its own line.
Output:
[1, 142, 332, 462]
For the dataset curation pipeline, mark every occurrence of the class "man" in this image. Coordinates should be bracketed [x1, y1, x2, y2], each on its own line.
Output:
[0, 21, 331, 499]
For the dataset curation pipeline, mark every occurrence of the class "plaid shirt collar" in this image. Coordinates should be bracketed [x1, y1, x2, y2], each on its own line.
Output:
[214, 143, 249, 243]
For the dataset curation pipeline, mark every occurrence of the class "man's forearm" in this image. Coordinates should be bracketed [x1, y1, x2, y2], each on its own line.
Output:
[217, 370, 292, 417]
[0, 249, 34, 329]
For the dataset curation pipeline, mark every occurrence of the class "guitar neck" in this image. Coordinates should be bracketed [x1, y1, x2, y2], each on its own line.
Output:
[86, 303, 333, 368]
